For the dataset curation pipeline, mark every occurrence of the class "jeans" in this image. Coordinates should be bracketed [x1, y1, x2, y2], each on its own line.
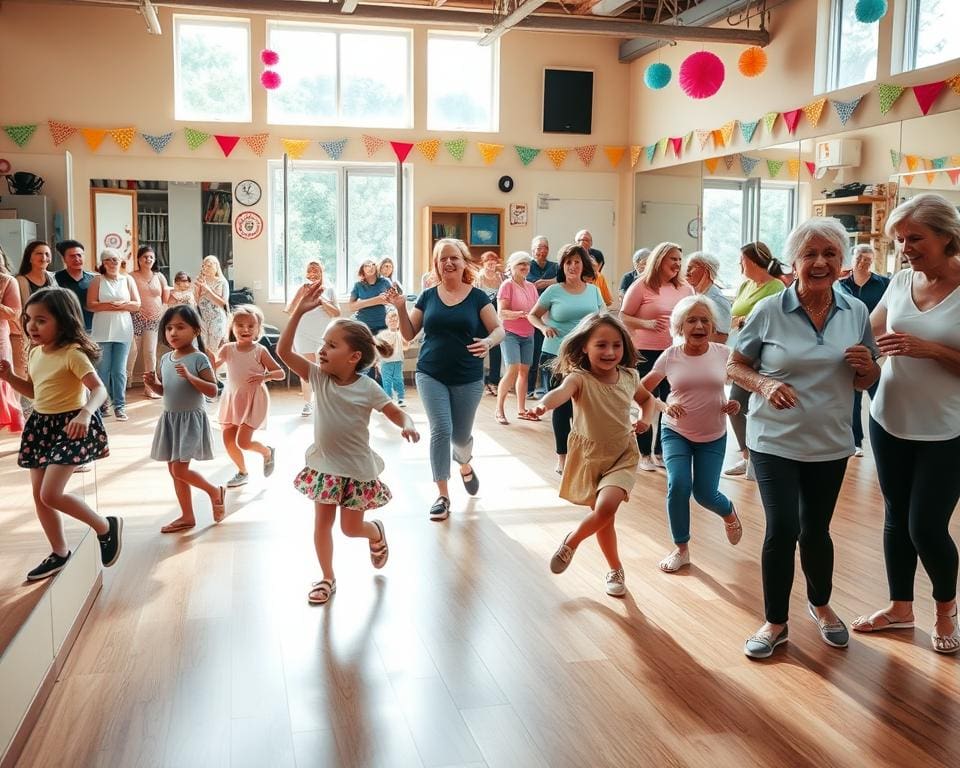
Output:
[527, 329, 550, 395]
[501, 331, 534, 366]
[97, 340, 131, 410]
[416, 373, 484, 482]
[751, 450, 848, 624]
[538, 352, 573, 455]
[661, 427, 732, 544]
[636, 349, 670, 456]
[870, 417, 960, 602]
[851, 381, 879, 448]
[380, 360, 405, 402]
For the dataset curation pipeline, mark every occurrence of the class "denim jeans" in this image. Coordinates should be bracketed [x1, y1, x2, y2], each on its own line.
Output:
[97, 340, 130, 410]
[416, 373, 484, 482]
[661, 427, 732, 544]
[636, 349, 670, 456]
[380, 360, 405, 402]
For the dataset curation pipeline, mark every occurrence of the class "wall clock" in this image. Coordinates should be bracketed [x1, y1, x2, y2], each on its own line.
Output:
[498, 175, 514, 193]
[235, 179, 262, 206]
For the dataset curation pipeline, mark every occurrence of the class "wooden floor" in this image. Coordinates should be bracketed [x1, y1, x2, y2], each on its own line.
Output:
[3, 388, 958, 768]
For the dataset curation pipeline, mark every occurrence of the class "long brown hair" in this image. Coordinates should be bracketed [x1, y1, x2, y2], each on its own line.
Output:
[741, 241, 784, 278]
[557, 244, 595, 283]
[641, 242, 685, 291]
[329, 318, 393, 371]
[553, 312, 638, 375]
[24, 287, 101, 363]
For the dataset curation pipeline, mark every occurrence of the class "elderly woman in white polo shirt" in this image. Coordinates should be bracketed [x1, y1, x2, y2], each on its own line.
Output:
[728, 217, 880, 659]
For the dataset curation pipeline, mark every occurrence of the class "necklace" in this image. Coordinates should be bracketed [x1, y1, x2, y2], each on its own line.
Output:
[798, 291, 832, 320]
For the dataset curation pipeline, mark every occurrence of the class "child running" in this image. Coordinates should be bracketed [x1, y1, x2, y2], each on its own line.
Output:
[376, 308, 410, 407]
[0, 288, 122, 580]
[529, 312, 655, 597]
[146, 304, 225, 533]
[278, 281, 419, 605]
[216, 304, 283, 487]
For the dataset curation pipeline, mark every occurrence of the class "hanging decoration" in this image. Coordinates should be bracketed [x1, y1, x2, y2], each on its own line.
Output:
[890, 149, 902, 170]
[575, 144, 597, 166]
[214, 135, 240, 157]
[740, 119, 759, 143]
[949, 75, 960, 96]
[712, 129, 725, 149]
[787, 159, 800, 179]
[679, 51, 725, 99]
[719, 120, 737, 146]
[723, 154, 738, 170]
[803, 98, 827, 128]
[280, 139, 311, 159]
[444, 138, 466, 161]
[80, 128, 106, 152]
[416, 139, 440, 162]
[683, 131, 694, 151]
[912, 81, 945, 116]
[740, 155, 760, 175]
[109, 128, 135, 151]
[545, 148, 568, 169]
[831, 96, 863, 126]
[184, 127, 210, 150]
[782, 108, 803, 134]
[696, 129, 713, 149]
[903, 173, 915, 186]
[478, 142, 504, 165]
[603, 146, 625, 168]
[947, 169, 960, 185]
[766, 159, 785, 178]
[319, 139, 348, 160]
[877, 84, 905, 114]
[656, 137, 669, 157]
[924, 159, 936, 184]
[763, 111, 779, 133]
[48, 120, 77, 146]
[390, 141, 415, 163]
[515, 145, 540, 166]
[667, 138, 683, 158]
[932, 156, 948, 170]
[4, 124, 37, 147]
[738, 46, 767, 78]
[904, 155, 919, 171]
[243, 133, 269, 157]
[704, 157, 720, 174]
[644, 62, 672, 90]
[630, 146, 642, 168]
[854, 0, 888, 23]
[261, 49, 280, 67]
[260, 49, 281, 90]
[804, 161, 816, 176]
[141, 131, 173, 154]
[645, 144, 657, 163]
[362, 134, 386, 157]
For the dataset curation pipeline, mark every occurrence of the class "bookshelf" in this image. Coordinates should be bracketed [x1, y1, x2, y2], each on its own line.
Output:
[812, 194, 890, 271]
[422, 206, 505, 275]
[202, 183, 233, 271]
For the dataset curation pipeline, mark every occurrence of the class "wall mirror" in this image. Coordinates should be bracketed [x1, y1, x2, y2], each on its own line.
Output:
[90, 188, 136, 266]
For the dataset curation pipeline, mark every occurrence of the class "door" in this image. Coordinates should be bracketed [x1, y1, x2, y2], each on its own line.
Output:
[534, 197, 615, 263]
[634, 200, 700, 257]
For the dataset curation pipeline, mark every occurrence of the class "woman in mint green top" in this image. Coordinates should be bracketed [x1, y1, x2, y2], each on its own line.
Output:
[724, 242, 786, 477]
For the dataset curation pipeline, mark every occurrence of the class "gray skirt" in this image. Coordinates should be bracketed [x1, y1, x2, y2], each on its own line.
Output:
[151, 408, 214, 462]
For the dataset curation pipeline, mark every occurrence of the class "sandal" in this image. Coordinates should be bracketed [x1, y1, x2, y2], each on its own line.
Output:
[369, 520, 389, 569]
[517, 412, 540, 422]
[724, 504, 742, 546]
[485, 384, 497, 396]
[308, 578, 337, 605]
[161, 518, 196, 534]
[932, 608, 960, 654]
[851, 609, 915, 633]
[495, 412, 509, 425]
[212, 485, 226, 523]
[659, 549, 690, 573]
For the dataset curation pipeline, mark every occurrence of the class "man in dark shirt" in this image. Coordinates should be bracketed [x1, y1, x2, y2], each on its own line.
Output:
[54, 240, 96, 331]
[525, 235, 558, 397]
[619, 248, 651, 300]
[575, 229, 605, 272]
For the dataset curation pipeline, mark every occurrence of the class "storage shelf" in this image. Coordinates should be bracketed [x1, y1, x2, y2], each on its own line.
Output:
[813, 196, 885, 205]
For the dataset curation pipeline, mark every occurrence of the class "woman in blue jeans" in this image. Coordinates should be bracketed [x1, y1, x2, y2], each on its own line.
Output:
[386, 239, 503, 521]
[640, 295, 742, 573]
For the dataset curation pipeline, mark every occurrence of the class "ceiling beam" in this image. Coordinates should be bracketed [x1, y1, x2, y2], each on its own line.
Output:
[479, 0, 549, 45]
[584, 0, 639, 15]
[340, 0, 359, 12]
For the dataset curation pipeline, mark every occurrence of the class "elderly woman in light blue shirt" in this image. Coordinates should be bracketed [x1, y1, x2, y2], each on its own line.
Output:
[727, 217, 880, 660]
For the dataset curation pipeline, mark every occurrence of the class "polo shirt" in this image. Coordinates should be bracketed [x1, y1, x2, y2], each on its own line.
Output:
[527, 260, 558, 294]
[838, 272, 890, 313]
[54, 268, 96, 331]
[735, 285, 877, 462]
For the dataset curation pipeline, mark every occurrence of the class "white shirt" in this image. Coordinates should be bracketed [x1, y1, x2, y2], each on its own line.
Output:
[870, 268, 960, 440]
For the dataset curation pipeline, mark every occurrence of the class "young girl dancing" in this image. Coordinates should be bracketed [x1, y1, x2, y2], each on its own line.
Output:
[530, 312, 655, 597]
[278, 282, 419, 605]
[0, 288, 122, 580]
[216, 305, 283, 487]
[145, 305, 226, 533]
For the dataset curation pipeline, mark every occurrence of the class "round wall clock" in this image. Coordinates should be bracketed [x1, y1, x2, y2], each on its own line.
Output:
[235, 179, 262, 206]
[235, 211, 264, 240]
[498, 175, 514, 193]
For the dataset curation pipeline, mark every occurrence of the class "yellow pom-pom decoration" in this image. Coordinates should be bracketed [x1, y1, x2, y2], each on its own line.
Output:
[738, 46, 767, 78]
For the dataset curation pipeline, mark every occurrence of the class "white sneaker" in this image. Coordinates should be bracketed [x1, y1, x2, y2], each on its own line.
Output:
[653, 454, 665, 468]
[301, 402, 314, 417]
[638, 455, 658, 472]
[854, 447, 864, 457]
[745, 459, 756, 481]
[605, 568, 626, 597]
[723, 458, 748, 476]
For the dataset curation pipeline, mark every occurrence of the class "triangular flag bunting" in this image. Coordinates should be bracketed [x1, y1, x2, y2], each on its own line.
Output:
[932, 156, 948, 170]
[667, 138, 682, 158]
[478, 142, 504, 165]
[804, 161, 817, 176]
[704, 158, 719, 174]
[390, 141, 415, 163]
[947, 169, 960, 185]
[214, 134, 240, 157]
[723, 154, 738, 171]
[948, 75, 960, 96]
[877, 84, 905, 114]
[110, 127, 135, 151]
[645, 144, 657, 164]
[740, 155, 760, 175]
[545, 148, 568, 169]
[831, 96, 862, 126]
[905, 154, 919, 171]
[890, 149, 902, 170]
[417, 139, 441, 162]
[4, 124, 37, 147]
[48, 120, 76, 146]
[696, 129, 712, 149]
[787, 159, 800, 179]
[80, 128, 107, 152]
[362, 134, 386, 157]
[766, 159, 785, 178]
[952, 155, 960, 167]
[720, 120, 737, 146]
[280, 138, 311, 159]
[924, 159, 936, 184]
[912, 81, 945, 116]
[903, 174, 915, 186]
[444, 139, 466, 161]
[740, 120, 759, 143]
[656, 138, 668, 157]
[803, 98, 827, 128]
[763, 111, 779, 133]
[782, 109, 802, 134]
[184, 127, 210, 150]
[515, 145, 540, 166]
[319, 139, 348, 160]
[575, 144, 597, 166]
[630, 146, 641, 168]
[141, 131, 173, 154]
[603, 146, 625, 168]
[243, 133, 269, 157]
[712, 130, 725, 149]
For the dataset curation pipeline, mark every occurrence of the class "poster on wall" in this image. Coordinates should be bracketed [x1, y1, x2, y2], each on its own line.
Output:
[509, 202, 528, 227]
[235, 211, 263, 240]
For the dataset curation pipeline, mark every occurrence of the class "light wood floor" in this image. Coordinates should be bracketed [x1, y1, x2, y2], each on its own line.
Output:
[4, 388, 959, 768]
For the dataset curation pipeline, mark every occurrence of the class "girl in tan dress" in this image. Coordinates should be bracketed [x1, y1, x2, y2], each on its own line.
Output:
[530, 313, 656, 597]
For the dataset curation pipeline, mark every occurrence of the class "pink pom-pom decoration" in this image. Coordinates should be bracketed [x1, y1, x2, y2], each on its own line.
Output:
[260, 49, 280, 66]
[679, 51, 725, 99]
[261, 70, 281, 90]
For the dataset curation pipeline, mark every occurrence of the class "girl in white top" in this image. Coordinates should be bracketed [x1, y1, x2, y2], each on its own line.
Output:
[278, 282, 419, 606]
[285, 260, 340, 417]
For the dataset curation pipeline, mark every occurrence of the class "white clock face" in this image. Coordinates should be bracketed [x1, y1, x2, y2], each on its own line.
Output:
[236, 180, 261, 206]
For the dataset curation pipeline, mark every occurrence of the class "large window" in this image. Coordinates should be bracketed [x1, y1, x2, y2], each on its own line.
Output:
[174, 16, 251, 122]
[269, 163, 409, 301]
[903, 0, 960, 72]
[267, 23, 411, 127]
[825, 0, 878, 91]
[427, 32, 498, 132]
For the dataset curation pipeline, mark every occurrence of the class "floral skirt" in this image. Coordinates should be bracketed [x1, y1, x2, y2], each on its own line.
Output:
[294, 467, 392, 511]
[18, 409, 110, 468]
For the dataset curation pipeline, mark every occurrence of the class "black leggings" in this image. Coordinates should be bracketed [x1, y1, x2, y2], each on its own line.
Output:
[539, 353, 573, 455]
[870, 417, 960, 603]
[636, 349, 670, 456]
[751, 451, 849, 625]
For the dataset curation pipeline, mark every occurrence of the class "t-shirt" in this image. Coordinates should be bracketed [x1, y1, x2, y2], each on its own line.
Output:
[497, 278, 538, 337]
[620, 270, 640, 295]
[158, 350, 211, 413]
[535, 283, 605, 356]
[870, 268, 960, 441]
[838, 272, 890, 313]
[29, 344, 97, 414]
[527, 260, 559, 294]
[703, 284, 733, 335]
[620, 279, 695, 351]
[651, 343, 730, 442]
[376, 328, 406, 363]
[306, 367, 391, 481]
[54, 269, 96, 331]
[593, 273, 613, 306]
[415, 286, 491, 385]
[730, 279, 784, 319]
[350, 277, 393, 332]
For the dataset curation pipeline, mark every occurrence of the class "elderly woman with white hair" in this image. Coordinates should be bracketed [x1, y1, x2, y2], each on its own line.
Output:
[640, 294, 743, 574]
[728, 217, 880, 659]
[685, 251, 732, 343]
[851, 193, 960, 655]
[195, 254, 230, 369]
[495, 251, 540, 424]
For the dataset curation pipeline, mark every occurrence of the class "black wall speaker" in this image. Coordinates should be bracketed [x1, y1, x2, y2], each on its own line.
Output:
[542, 68, 593, 135]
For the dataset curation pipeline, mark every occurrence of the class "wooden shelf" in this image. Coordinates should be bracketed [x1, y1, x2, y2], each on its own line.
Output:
[813, 195, 885, 205]
[421, 206, 505, 276]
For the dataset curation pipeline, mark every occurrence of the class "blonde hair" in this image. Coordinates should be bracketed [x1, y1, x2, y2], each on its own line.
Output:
[553, 312, 638, 375]
[670, 294, 719, 337]
[641, 242, 685, 291]
[885, 192, 960, 257]
[230, 303, 265, 340]
[432, 238, 476, 285]
[201, 254, 224, 279]
[328, 317, 393, 371]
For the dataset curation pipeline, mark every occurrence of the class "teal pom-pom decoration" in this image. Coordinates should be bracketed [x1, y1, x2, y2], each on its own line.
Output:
[644, 62, 672, 90]
[855, 0, 887, 23]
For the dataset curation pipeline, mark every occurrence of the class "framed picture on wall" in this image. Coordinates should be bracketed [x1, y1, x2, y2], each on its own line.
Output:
[509, 202, 528, 226]
[469, 212, 500, 246]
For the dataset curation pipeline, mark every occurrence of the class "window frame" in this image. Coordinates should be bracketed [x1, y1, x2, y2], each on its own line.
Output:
[817, 0, 879, 93]
[898, 0, 958, 74]
[426, 30, 500, 133]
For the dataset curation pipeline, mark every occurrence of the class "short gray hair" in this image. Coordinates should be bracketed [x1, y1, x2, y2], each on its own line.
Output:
[885, 193, 960, 257]
[686, 251, 720, 281]
[531, 235, 549, 250]
[851, 244, 875, 258]
[783, 217, 848, 266]
[507, 250, 532, 272]
[632, 248, 651, 266]
[670, 294, 719, 337]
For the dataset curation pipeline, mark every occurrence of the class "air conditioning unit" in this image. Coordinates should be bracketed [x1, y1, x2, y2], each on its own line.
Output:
[814, 139, 861, 179]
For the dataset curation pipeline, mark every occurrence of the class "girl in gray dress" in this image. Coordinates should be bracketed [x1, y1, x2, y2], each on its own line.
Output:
[145, 305, 225, 533]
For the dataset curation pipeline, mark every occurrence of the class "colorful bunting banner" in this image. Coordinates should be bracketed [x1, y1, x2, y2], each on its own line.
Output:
[184, 127, 210, 150]
[110, 127, 135, 151]
[704, 157, 719, 174]
[723, 154, 738, 171]
[48, 120, 76, 146]
[712, 129, 725, 149]
[763, 111, 779, 133]
[740, 155, 760, 175]
[948, 75, 960, 97]
[782, 108, 802, 134]
[320, 139, 348, 160]
[656, 137, 668, 157]
[948, 169, 960, 185]
[141, 131, 173, 154]
[214, 134, 240, 157]
[416, 139, 440, 162]
[545, 148, 568, 169]
[280, 139, 311, 159]
[445, 139, 466, 161]
[4, 124, 37, 147]
[924, 159, 936, 184]
[243, 133, 269, 157]
[390, 141, 415, 163]
[766, 159, 785, 178]
[740, 120, 759, 143]
[696, 129, 712, 149]
[515, 145, 540, 166]
[890, 149, 902, 170]
[362, 134, 386, 157]
[903, 174, 915, 186]
[667, 138, 682, 158]
[912, 81, 945, 116]
[877, 84, 905, 114]
[932, 156, 948, 169]
[575, 144, 597, 166]
[683, 132, 694, 151]
[905, 154, 919, 171]
[831, 96, 863, 126]
[603, 146, 625, 168]
[477, 142, 503, 165]
[787, 158, 800, 179]
[645, 144, 657, 164]
[630, 146, 641, 168]
[804, 161, 816, 176]
[720, 120, 737, 146]
[80, 128, 106, 152]
[803, 98, 827, 128]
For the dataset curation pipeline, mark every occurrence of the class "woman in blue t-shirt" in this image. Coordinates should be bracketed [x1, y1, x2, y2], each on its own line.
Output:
[347, 260, 394, 335]
[386, 239, 504, 522]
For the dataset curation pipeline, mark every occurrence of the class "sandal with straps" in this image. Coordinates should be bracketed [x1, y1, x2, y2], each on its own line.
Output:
[659, 548, 690, 573]
[212, 486, 226, 523]
[932, 608, 960, 654]
[308, 578, 337, 605]
[369, 520, 389, 569]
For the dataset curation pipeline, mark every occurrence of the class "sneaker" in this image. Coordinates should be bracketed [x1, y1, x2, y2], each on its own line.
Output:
[263, 448, 276, 478]
[99, 403, 110, 417]
[744, 625, 789, 659]
[854, 447, 864, 458]
[27, 551, 71, 581]
[114, 408, 128, 421]
[227, 472, 249, 488]
[723, 458, 748, 476]
[605, 568, 626, 597]
[429, 496, 450, 521]
[653, 454, 665, 468]
[550, 533, 576, 574]
[398, 400, 406, 408]
[98, 516, 123, 567]
[638, 455, 658, 472]
[301, 402, 314, 417]
[745, 459, 756, 481]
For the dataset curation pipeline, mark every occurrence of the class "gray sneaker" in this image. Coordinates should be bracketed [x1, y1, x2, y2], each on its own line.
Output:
[808, 604, 849, 648]
[605, 568, 626, 597]
[263, 447, 276, 478]
[744, 625, 789, 659]
[550, 534, 576, 574]
[226, 472, 249, 488]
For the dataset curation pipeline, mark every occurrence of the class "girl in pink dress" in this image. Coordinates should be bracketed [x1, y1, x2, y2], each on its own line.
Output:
[215, 305, 285, 487]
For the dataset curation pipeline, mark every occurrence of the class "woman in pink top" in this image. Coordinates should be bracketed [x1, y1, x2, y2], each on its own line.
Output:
[495, 251, 540, 424]
[619, 242, 695, 469]
[127, 246, 170, 398]
[641, 295, 742, 573]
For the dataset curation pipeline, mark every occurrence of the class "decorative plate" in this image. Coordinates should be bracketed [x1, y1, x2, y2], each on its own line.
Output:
[104, 233, 123, 249]
[235, 211, 264, 240]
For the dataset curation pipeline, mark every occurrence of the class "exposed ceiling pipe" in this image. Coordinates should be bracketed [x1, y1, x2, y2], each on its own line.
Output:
[479, 0, 550, 45]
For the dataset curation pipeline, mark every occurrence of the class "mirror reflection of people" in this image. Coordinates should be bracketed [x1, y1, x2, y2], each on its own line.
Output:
[378, 257, 402, 293]
[684, 252, 732, 343]
[127, 246, 170, 400]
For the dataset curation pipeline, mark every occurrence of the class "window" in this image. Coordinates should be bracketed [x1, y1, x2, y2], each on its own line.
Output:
[268, 163, 409, 301]
[267, 23, 411, 127]
[174, 16, 250, 122]
[903, 0, 960, 72]
[427, 32, 498, 132]
[825, 0, 878, 91]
